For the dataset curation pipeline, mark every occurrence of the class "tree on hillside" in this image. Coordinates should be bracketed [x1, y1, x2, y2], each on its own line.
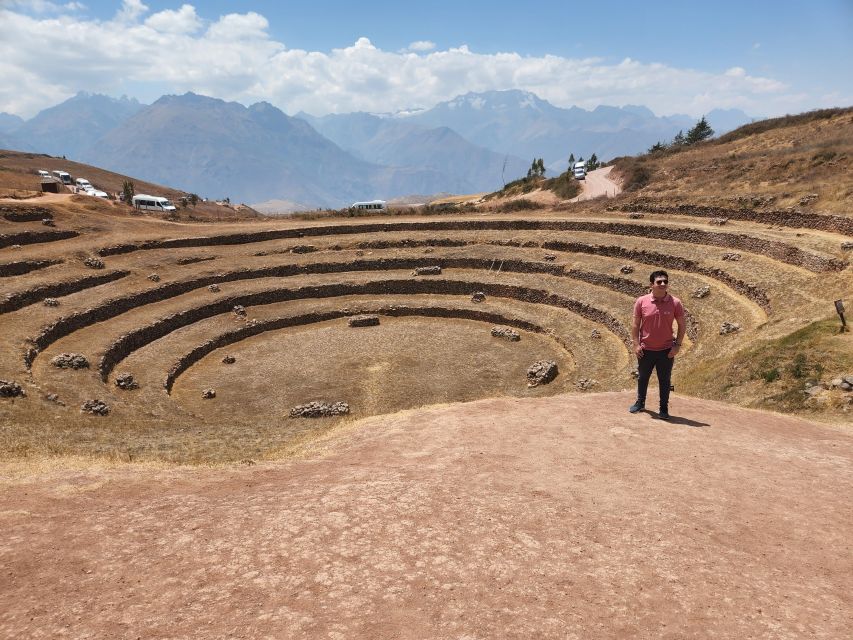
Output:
[122, 180, 135, 206]
[527, 157, 546, 179]
[686, 116, 714, 144]
[568, 153, 576, 168]
[587, 153, 599, 171]
[648, 141, 668, 153]
[672, 130, 686, 147]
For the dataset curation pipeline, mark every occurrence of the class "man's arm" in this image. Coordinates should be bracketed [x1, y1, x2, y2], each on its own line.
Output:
[669, 315, 686, 358]
[631, 313, 643, 358]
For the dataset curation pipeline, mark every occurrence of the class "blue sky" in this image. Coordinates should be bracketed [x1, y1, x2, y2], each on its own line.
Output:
[2, 0, 851, 118]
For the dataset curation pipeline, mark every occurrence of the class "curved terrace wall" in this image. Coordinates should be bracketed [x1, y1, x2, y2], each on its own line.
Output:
[96, 220, 845, 272]
[95, 278, 630, 381]
[164, 305, 572, 392]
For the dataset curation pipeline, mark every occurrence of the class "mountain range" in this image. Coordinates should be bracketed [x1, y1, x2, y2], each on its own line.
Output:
[0, 90, 753, 210]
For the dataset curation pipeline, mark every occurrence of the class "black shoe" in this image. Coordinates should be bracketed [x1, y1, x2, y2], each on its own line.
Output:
[629, 402, 645, 414]
[658, 409, 671, 420]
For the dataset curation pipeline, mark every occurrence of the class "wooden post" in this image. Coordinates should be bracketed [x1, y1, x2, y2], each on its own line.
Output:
[835, 300, 847, 332]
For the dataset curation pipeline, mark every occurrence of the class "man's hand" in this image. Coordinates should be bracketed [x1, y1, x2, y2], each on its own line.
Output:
[634, 344, 644, 358]
[668, 345, 680, 358]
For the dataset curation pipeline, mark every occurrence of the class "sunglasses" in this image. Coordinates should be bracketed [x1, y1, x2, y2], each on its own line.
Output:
[655, 279, 668, 284]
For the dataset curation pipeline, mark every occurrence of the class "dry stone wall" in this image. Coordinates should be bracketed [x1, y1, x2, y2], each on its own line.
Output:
[96, 220, 845, 272]
[0, 229, 78, 249]
[163, 304, 573, 392]
[1, 270, 129, 314]
[615, 200, 853, 235]
[0, 259, 62, 278]
[99, 277, 626, 383]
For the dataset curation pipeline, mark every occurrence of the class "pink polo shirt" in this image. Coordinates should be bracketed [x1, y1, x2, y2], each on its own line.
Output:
[634, 293, 684, 351]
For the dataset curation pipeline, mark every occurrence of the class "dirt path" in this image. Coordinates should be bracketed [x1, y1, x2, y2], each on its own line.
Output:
[571, 166, 622, 202]
[1, 392, 851, 638]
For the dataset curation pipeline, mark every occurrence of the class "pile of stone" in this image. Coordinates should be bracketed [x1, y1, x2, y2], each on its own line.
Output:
[147, 274, 161, 282]
[81, 399, 109, 415]
[83, 257, 105, 269]
[208, 284, 221, 293]
[719, 322, 741, 335]
[709, 217, 729, 226]
[233, 305, 247, 317]
[576, 378, 598, 391]
[722, 252, 742, 261]
[43, 297, 60, 307]
[290, 401, 350, 418]
[348, 314, 380, 327]
[0, 380, 25, 397]
[42, 218, 55, 227]
[413, 266, 442, 276]
[627, 212, 645, 219]
[202, 389, 216, 399]
[841, 241, 853, 250]
[692, 285, 711, 299]
[491, 326, 520, 342]
[222, 355, 236, 364]
[830, 375, 853, 392]
[590, 329, 602, 339]
[51, 353, 89, 369]
[799, 193, 818, 206]
[620, 265, 634, 274]
[290, 245, 317, 254]
[114, 373, 138, 390]
[471, 291, 486, 303]
[543, 254, 557, 262]
[527, 360, 558, 387]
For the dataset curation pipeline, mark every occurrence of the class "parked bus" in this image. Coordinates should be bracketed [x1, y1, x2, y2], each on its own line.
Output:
[132, 194, 177, 212]
[52, 170, 72, 185]
[350, 200, 386, 211]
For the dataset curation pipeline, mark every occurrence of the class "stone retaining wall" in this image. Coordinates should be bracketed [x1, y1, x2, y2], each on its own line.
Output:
[1, 205, 54, 222]
[164, 305, 572, 393]
[96, 220, 845, 272]
[97, 278, 628, 382]
[542, 241, 771, 311]
[0, 259, 62, 278]
[614, 200, 853, 235]
[1, 270, 129, 315]
[0, 229, 78, 249]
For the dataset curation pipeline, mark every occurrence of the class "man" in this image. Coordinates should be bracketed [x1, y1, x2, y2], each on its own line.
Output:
[629, 270, 686, 420]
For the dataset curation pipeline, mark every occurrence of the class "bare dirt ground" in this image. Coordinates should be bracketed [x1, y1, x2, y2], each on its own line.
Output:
[570, 166, 622, 202]
[2, 392, 851, 639]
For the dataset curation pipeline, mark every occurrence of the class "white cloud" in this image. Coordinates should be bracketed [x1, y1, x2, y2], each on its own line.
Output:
[114, 0, 148, 23]
[7, 0, 85, 12]
[144, 4, 200, 34]
[0, 3, 809, 119]
[408, 40, 436, 52]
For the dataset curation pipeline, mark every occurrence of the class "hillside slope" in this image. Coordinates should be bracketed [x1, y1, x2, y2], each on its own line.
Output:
[610, 107, 853, 214]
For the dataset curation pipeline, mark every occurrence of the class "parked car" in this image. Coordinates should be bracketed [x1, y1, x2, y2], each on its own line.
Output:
[37, 169, 50, 178]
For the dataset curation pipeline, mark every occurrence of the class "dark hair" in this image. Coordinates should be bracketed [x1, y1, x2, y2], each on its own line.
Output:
[649, 270, 668, 283]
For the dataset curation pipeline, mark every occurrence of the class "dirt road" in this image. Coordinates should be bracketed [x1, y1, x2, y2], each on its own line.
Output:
[1, 392, 850, 638]
[571, 166, 622, 202]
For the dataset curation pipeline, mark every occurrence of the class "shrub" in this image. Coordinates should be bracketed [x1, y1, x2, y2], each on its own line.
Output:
[496, 198, 545, 212]
[761, 368, 781, 383]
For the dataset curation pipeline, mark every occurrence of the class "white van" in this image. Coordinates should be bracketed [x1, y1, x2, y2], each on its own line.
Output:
[75, 178, 92, 190]
[37, 169, 50, 178]
[52, 170, 72, 185]
[350, 200, 387, 211]
[572, 161, 586, 180]
[132, 194, 177, 212]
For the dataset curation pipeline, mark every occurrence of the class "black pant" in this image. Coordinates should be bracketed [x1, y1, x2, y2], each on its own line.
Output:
[636, 349, 674, 410]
